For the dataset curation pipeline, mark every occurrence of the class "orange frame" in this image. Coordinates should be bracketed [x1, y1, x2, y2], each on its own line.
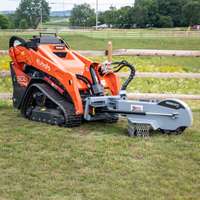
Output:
[9, 43, 121, 115]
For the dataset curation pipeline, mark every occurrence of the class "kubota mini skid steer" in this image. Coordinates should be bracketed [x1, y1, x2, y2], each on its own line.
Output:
[9, 33, 193, 136]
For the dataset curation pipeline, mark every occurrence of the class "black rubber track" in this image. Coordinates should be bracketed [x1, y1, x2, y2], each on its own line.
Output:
[22, 83, 82, 128]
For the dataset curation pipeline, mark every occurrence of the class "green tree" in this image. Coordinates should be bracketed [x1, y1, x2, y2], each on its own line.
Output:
[9, 23, 16, 29]
[19, 19, 28, 29]
[7, 13, 15, 23]
[158, 0, 188, 27]
[134, 0, 160, 26]
[159, 16, 174, 27]
[182, 1, 200, 26]
[133, 0, 188, 27]
[15, 0, 50, 29]
[86, 14, 105, 27]
[132, 5, 148, 28]
[0, 14, 10, 29]
[116, 6, 132, 28]
[104, 6, 117, 27]
[69, 3, 95, 26]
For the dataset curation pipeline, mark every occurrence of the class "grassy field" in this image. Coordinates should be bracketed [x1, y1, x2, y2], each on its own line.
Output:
[1, 34, 200, 50]
[0, 35, 200, 199]
[41, 22, 70, 28]
[0, 99, 199, 199]
[49, 16, 69, 20]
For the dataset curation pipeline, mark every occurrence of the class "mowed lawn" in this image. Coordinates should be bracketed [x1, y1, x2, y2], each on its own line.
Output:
[0, 35, 200, 199]
[0, 100, 199, 199]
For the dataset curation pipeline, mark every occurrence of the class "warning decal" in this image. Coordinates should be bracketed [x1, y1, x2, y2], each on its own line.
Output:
[131, 105, 143, 112]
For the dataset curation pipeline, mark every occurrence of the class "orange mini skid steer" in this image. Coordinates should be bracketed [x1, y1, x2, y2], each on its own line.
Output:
[9, 33, 193, 136]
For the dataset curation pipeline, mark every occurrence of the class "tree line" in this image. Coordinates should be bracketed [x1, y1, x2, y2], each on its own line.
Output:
[1, 0, 50, 29]
[70, 0, 200, 28]
[1, 0, 200, 29]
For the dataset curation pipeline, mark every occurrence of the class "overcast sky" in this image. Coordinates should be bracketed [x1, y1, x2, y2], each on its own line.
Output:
[0, 0, 135, 12]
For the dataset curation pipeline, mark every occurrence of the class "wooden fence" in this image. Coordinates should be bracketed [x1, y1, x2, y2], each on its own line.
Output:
[0, 42, 200, 100]
[0, 29, 200, 38]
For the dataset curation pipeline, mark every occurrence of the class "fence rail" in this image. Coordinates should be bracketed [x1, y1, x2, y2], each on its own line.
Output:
[75, 49, 200, 57]
[3, 49, 200, 57]
[0, 29, 200, 38]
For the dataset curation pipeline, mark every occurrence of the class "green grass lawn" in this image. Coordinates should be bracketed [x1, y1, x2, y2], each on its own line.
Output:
[0, 99, 199, 199]
[41, 22, 70, 28]
[0, 35, 200, 199]
[1, 35, 200, 51]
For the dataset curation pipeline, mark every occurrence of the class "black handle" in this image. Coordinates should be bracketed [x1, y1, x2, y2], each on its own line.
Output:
[9, 36, 28, 48]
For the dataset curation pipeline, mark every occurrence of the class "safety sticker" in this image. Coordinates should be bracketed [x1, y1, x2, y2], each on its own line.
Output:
[131, 105, 143, 111]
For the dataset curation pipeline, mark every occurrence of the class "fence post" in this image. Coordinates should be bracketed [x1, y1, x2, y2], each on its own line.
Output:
[56, 29, 58, 35]
[124, 31, 126, 37]
[21, 29, 22, 35]
[108, 41, 112, 62]
[91, 30, 92, 37]
[3, 29, 5, 36]
[73, 30, 75, 35]
[172, 31, 174, 37]
[108, 40, 112, 95]
[140, 31, 142, 37]
[156, 31, 158, 37]
[108, 30, 109, 37]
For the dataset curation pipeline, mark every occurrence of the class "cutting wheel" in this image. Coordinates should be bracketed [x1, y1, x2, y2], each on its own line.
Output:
[160, 126, 186, 135]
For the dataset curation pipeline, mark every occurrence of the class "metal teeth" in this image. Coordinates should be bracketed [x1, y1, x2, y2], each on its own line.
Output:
[128, 120, 150, 137]
[136, 124, 150, 137]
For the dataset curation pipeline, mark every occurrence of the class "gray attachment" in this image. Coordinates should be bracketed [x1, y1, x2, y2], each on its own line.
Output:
[84, 95, 193, 132]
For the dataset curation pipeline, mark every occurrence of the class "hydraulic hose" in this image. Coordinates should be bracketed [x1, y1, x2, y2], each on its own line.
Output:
[112, 60, 135, 90]
[76, 74, 93, 94]
[76, 74, 93, 87]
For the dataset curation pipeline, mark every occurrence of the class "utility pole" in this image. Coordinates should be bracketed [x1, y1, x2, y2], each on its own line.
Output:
[63, 2, 65, 20]
[96, 0, 98, 30]
[41, 8, 42, 30]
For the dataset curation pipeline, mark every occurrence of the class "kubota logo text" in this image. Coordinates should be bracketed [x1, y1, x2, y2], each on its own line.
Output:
[36, 58, 50, 71]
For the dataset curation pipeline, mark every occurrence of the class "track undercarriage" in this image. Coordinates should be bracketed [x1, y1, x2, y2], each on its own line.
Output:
[21, 83, 82, 127]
